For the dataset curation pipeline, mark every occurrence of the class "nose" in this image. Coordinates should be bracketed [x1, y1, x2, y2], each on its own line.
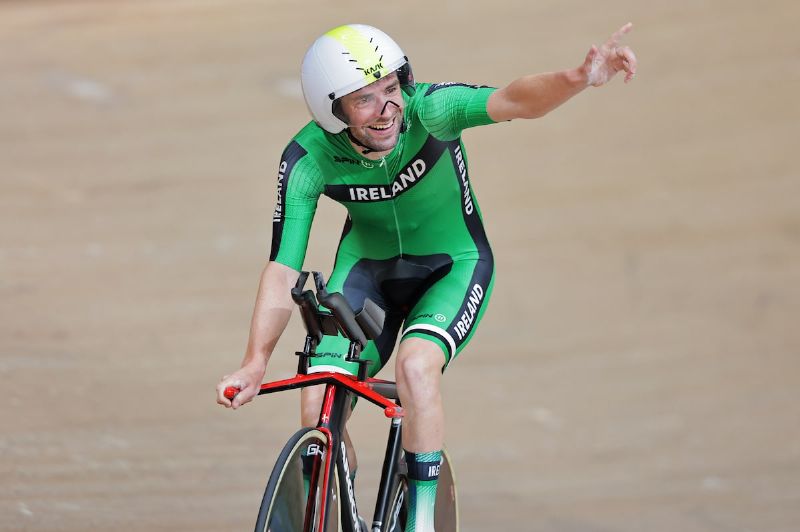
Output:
[379, 99, 401, 116]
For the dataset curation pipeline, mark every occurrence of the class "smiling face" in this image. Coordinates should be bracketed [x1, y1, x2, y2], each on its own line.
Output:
[338, 73, 404, 158]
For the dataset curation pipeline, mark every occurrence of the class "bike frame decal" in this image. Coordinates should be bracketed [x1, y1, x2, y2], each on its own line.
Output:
[304, 437, 324, 530]
[320, 384, 337, 429]
[340, 440, 360, 529]
[314, 427, 334, 532]
[391, 489, 404, 529]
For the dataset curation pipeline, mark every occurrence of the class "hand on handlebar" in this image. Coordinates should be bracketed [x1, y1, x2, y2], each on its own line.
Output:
[216, 362, 266, 409]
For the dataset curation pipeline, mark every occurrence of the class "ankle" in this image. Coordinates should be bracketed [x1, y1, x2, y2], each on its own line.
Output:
[405, 450, 442, 482]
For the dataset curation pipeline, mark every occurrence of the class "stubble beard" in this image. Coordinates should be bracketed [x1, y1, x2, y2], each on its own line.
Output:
[348, 116, 402, 154]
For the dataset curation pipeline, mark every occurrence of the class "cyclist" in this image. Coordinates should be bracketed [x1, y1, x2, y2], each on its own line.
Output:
[217, 23, 637, 531]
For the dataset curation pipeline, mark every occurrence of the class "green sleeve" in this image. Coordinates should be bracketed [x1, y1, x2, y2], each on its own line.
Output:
[416, 83, 497, 141]
[269, 142, 323, 270]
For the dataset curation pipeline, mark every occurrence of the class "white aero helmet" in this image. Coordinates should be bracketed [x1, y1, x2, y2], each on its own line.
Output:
[301, 24, 415, 133]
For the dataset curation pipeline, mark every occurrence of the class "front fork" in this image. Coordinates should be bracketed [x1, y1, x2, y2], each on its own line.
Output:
[314, 384, 404, 532]
[316, 383, 363, 532]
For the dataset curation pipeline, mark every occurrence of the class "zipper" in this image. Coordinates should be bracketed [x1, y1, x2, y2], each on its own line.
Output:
[381, 156, 403, 257]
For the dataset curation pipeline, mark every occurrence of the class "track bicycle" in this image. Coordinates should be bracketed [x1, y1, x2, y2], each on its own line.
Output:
[225, 271, 459, 532]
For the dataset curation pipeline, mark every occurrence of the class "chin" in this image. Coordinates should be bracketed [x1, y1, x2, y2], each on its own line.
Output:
[373, 138, 399, 152]
[376, 129, 402, 146]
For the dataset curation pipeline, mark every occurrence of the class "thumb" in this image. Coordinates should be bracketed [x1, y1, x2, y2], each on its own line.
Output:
[219, 376, 245, 406]
[582, 45, 599, 85]
[231, 383, 254, 409]
[584, 45, 598, 67]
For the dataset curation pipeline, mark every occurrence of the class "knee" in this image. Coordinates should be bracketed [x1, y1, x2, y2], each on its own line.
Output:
[396, 339, 445, 402]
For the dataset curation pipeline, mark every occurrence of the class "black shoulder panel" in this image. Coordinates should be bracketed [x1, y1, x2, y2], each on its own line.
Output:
[269, 141, 308, 261]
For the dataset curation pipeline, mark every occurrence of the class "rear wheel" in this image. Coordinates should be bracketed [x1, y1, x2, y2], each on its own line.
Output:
[434, 448, 458, 531]
[385, 477, 406, 532]
[255, 428, 340, 532]
[384, 448, 458, 532]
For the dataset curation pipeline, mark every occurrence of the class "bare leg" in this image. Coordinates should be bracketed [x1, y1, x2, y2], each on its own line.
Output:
[395, 337, 446, 452]
[395, 337, 447, 532]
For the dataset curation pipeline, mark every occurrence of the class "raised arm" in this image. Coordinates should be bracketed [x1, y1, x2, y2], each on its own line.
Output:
[487, 23, 637, 122]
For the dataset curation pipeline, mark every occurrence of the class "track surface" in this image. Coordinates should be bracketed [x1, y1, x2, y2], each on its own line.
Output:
[2, 1, 799, 530]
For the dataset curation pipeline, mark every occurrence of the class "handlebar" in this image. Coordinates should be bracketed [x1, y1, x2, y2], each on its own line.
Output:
[223, 270, 389, 405]
[224, 374, 403, 418]
[224, 386, 239, 400]
[292, 271, 385, 348]
[313, 272, 369, 348]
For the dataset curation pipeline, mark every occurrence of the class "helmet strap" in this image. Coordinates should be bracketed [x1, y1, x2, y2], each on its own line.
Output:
[346, 128, 376, 155]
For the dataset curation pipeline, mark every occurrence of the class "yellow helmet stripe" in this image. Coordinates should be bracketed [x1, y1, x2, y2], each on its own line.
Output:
[326, 25, 390, 83]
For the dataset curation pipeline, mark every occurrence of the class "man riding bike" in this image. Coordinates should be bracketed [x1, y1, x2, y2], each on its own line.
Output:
[217, 23, 637, 531]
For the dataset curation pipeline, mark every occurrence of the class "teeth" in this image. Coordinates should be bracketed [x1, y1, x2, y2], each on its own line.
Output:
[370, 118, 393, 130]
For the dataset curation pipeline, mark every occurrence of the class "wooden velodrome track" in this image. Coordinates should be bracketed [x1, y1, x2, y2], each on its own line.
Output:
[2, 1, 798, 530]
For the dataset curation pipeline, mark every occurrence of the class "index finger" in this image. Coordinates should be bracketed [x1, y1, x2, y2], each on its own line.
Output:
[216, 388, 233, 407]
[617, 46, 637, 69]
[608, 22, 633, 46]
